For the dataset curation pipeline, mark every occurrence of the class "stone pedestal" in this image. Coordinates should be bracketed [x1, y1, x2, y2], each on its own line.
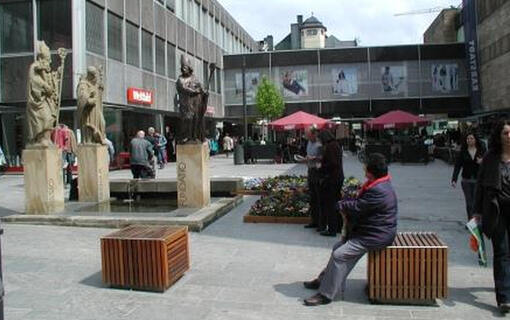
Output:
[23, 146, 65, 214]
[176, 143, 210, 208]
[77, 144, 110, 202]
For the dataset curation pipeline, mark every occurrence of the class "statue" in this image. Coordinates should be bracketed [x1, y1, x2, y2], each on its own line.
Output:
[26, 41, 67, 147]
[77, 66, 106, 144]
[176, 55, 215, 144]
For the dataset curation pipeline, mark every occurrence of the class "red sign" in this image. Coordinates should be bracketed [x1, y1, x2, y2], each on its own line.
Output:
[206, 106, 215, 115]
[127, 87, 153, 105]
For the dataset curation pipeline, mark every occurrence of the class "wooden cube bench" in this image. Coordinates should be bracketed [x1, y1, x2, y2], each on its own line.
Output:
[367, 232, 448, 305]
[101, 225, 190, 292]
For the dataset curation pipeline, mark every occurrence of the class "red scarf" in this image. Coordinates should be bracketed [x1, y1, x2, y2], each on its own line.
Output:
[358, 174, 391, 197]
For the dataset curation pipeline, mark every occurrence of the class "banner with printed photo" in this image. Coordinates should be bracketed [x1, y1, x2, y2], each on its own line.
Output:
[381, 65, 407, 94]
[281, 70, 308, 97]
[331, 67, 358, 96]
[235, 72, 260, 100]
[431, 64, 459, 93]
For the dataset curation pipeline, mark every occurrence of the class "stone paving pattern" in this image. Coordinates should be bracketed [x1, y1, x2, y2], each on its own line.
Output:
[0, 154, 502, 319]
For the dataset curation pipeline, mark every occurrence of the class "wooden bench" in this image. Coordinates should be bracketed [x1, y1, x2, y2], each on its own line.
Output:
[101, 225, 190, 292]
[367, 232, 448, 305]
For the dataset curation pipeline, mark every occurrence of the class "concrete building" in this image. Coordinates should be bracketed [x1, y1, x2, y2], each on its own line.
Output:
[423, 8, 461, 44]
[0, 0, 257, 162]
[274, 15, 357, 51]
[224, 43, 470, 120]
[478, 0, 510, 113]
[423, 2, 510, 115]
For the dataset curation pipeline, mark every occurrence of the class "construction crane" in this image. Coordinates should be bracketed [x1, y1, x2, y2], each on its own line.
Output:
[394, 6, 455, 16]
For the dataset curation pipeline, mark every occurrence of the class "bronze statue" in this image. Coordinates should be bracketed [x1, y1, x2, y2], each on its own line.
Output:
[176, 55, 215, 144]
[77, 66, 106, 144]
[26, 41, 67, 147]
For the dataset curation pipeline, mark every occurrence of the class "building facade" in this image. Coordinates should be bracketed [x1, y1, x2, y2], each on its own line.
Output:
[0, 0, 256, 162]
[223, 44, 470, 120]
[423, 2, 510, 115]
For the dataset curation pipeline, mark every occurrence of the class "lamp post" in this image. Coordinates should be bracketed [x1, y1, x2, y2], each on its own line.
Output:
[242, 55, 248, 139]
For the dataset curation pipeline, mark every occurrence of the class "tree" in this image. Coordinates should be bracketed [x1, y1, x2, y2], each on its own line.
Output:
[255, 76, 285, 120]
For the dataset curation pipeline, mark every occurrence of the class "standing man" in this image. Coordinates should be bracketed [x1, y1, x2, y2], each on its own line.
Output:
[130, 130, 154, 179]
[303, 127, 323, 230]
[223, 133, 234, 158]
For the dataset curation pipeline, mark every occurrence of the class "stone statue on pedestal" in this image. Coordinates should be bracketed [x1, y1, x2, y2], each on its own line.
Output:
[176, 55, 215, 144]
[77, 66, 106, 145]
[26, 41, 67, 147]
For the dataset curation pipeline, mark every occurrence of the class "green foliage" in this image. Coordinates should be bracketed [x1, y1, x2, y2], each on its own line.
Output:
[255, 77, 285, 120]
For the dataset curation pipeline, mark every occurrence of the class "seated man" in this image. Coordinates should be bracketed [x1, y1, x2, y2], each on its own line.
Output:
[303, 153, 398, 306]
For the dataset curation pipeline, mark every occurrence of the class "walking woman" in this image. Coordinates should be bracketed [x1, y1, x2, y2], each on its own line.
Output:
[317, 130, 344, 236]
[474, 120, 510, 313]
[451, 132, 486, 221]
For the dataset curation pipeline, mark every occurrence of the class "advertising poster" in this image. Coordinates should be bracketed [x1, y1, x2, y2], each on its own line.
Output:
[235, 72, 260, 100]
[331, 67, 358, 96]
[281, 70, 308, 97]
[381, 65, 407, 94]
[431, 64, 459, 93]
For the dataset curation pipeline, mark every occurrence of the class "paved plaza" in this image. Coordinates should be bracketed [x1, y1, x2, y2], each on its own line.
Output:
[0, 154, 502, 319]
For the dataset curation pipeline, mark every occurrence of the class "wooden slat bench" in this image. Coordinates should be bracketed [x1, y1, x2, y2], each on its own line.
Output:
[367, 232, 448, 305]
[101, 225, 190, 292]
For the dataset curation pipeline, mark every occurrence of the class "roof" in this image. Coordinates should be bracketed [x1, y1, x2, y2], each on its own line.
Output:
[301, 16, 326, 30]
[274, 33, 292, 50]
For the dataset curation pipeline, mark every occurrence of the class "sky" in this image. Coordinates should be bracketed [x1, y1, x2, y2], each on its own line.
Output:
[219, 0, 462, 47]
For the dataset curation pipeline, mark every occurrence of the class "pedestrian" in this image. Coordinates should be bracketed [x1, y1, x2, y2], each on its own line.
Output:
[303, 153, 397, 306]
[451, 132, 486, 221]
[474, 120, 510, 313]
[302, 127, 322, 230]
[223, 133, 233, 157]
[155, 131, 167, 169]
[130, 130, 154, 179]
[105, 137, 115, 168]
[317, 129, 344, 237]
[164, 126, 175, 162]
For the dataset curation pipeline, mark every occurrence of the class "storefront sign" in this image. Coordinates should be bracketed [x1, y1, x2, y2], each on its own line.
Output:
[206, 106, 215, 115]
[463, 0, 482, 112]
[127, 87, 153, 105]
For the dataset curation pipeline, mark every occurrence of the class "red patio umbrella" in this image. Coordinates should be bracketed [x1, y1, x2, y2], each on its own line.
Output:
[268, 111, 333, 131]
[365, 110, 430, 130]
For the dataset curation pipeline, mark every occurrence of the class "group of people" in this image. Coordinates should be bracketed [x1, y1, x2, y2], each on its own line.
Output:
[301, 125, 397, 306]
[301, 120, 510, 313]
[451, 120, 510, 313]
[129, 127, 172, 179]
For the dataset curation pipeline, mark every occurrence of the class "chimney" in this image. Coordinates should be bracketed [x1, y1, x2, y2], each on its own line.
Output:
[297, 15, 303, 25]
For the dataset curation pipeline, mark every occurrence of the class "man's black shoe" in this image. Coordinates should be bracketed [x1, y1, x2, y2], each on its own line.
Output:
[320, 230, 337, 237]
[499, 303, 510, 314]
[304, 293, 331, 306]
[316, 227, 326, 232]
[304, 223, 318, 229]
[303, 278, 320, 290]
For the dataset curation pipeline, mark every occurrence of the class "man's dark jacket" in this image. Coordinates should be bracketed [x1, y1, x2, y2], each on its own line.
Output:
[338, 179, 398, 249]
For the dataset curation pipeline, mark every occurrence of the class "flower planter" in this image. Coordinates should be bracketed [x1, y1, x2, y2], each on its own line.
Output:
[243, 214, 311, 224]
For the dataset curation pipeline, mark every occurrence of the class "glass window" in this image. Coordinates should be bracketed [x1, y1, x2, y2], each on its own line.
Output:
[155, 36, 165, 76]
[167, 42, 176, 79]
[156, 0, 164, 5]
[202, 10, 207, 36]
[86, 1, 104, 55]
[142, 29, 153, 72]
[216, 67, 221, 94]
[37, 0, 72, 50]
[0, 1, 33, 54]
[166, 0, 175, 12]
[108, 12, 123, 61]
[0, 56, 34, 101]
[195, 2, 200, 31]
[306, 29, 318, 36]
[126, 22, 139, 67]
